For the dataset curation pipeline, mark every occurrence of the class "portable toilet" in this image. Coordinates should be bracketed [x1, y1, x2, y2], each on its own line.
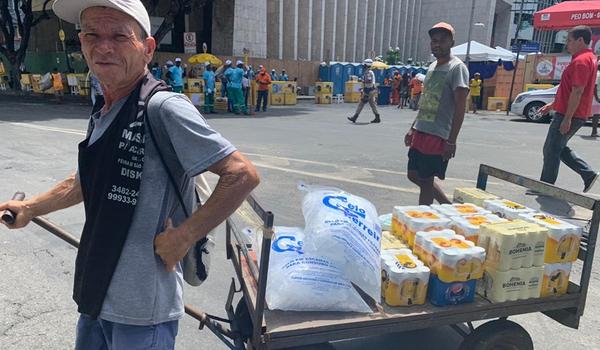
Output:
[330, 62, 345, 95]
[354, 63, 365, 79]
[318, 63, 330, 82]
[373, 68, 385, 85]
[342, 63, 355, 84]
[417, 67, 427, 75]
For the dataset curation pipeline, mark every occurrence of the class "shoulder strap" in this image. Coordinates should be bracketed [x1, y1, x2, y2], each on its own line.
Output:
[142, 79, 198, 219]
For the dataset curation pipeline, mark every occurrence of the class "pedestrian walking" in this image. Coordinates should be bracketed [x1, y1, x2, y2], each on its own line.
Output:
[202, 62, 216, 113]
[469, 72, 482, 113]
[1, 1, 259, 349]
[391, 71, 401, 105]
[592, 62, 600, 137]
[409, 72, 422, 110]
[225, 60, 249, 115]
[404, 22, 469, 205]
[348, 58, 381, 124]
[399, 72, 410, 109]
[271, 69, 279, 81]
[530, 25, 599, 194]
[255, 66, 271, 112]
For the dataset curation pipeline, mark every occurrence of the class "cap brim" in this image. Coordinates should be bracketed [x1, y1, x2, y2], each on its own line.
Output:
[53, 0, 115, 26]
[52, 0, 150, 36]
[428, 27, 454, 37]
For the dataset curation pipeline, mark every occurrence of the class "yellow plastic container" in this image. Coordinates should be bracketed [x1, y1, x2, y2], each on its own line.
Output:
[284, 93, 297, 105]
[271, 94, 285, 105]
[345, 81, 362, 102]
[282, 82, 296, 94]
[540, 263, 572, 297]
[431, 203, 490, 217]
[453, 188, 500, 207]
[450, 214, 508, 244]
[381, 249, 430, 306]
[344, 92, 361, 103]
[381, 231, 409, 251]
[392, 206, 451, 247]
[483, 199, 536, 219]
[185, 78, 204, 93]
[478, 265, 543, 303]
[427, 235, 486, 282]
[315, 82, 333, 94]
[214, 97, 229, 112]
[487, 97, 509, 111]
[315, 94, 332, 104]
[478, 220, 547, 271]
[519, 213, 582, 264]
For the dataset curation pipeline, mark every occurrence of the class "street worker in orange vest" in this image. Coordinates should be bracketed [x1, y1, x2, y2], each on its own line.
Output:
[255, 65, 272, 112]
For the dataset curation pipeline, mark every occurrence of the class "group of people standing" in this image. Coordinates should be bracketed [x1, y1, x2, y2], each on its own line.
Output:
[390, 71, 422, 110]
[148, 57, 290, 115]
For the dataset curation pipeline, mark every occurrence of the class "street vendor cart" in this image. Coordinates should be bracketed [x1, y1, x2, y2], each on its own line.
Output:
[24, 164, 600, 349]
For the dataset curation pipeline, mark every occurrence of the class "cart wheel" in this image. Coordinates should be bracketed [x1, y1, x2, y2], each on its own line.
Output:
[234, 297, 253, 342]
[458, 319, 533, 350]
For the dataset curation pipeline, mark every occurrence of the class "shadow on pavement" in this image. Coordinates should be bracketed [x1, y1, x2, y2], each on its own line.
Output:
[288, 326, 462, 350]
[535, 195, 575, 218]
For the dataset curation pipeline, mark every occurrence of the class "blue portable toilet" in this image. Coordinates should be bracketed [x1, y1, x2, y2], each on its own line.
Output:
[354, 63, 365, 78]
[318, 64, 330, 82]
[342, 63, 355, 85]
[417, 67, 427, 75]
[330, 62, 344, 95]
[373, 68, 385, 85]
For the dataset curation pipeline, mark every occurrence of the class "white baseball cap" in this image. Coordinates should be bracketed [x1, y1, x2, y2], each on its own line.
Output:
[53, 0, 151, 37]
[225, 59, 232, 65]
[175, 57, 182, 62]
[236, 60, 244, 66]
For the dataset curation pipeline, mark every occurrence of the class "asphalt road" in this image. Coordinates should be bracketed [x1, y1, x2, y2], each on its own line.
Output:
[1, 100, 600, 349]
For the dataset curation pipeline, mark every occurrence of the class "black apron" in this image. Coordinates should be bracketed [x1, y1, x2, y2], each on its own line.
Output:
[75, 74, 169, 318]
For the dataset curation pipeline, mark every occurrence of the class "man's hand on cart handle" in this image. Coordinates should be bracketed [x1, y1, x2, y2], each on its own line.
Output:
[0, 193, 35, 229]
[154, 218, 194, 272]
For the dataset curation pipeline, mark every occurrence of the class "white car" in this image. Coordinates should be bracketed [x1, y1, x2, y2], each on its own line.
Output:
[510, 86, 557, 122]
[511, 85, 600, 122]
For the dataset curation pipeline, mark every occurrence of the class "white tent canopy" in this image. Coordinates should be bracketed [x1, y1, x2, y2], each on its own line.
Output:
[451, 41, 515, 62]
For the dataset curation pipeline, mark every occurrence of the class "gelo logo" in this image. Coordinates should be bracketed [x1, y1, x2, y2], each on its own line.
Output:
[322, 195, 366, 219]
[272, 235, 304, 254]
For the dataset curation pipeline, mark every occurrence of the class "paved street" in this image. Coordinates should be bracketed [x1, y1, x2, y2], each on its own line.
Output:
[1, 100, 600, 349]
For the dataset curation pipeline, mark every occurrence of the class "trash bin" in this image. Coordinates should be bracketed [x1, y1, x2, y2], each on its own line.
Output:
[377, 85, 391, 105]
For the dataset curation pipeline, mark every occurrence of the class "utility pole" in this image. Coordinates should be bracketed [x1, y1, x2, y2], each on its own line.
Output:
[465, 0, 476, 67]
[507, 0, 525, 116]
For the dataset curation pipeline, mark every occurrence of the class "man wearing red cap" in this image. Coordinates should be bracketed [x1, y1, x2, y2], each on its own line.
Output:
[404, 22, 469, 205]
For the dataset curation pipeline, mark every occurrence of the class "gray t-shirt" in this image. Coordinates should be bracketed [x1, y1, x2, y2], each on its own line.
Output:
[82, 92, 236, 325]
[414, 56, 469, 139]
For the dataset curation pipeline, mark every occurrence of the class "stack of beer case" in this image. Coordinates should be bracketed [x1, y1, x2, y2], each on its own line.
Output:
[519, 213, 582, 297]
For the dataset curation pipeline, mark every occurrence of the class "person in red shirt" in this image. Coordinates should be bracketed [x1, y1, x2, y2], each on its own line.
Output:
[533, 26, 599, 194]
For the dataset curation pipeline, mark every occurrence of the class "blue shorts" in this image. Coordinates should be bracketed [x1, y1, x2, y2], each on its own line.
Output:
[75, 314, 179, 350]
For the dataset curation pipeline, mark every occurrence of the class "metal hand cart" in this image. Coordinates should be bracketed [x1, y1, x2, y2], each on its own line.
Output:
[27, 164, 599, 349]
